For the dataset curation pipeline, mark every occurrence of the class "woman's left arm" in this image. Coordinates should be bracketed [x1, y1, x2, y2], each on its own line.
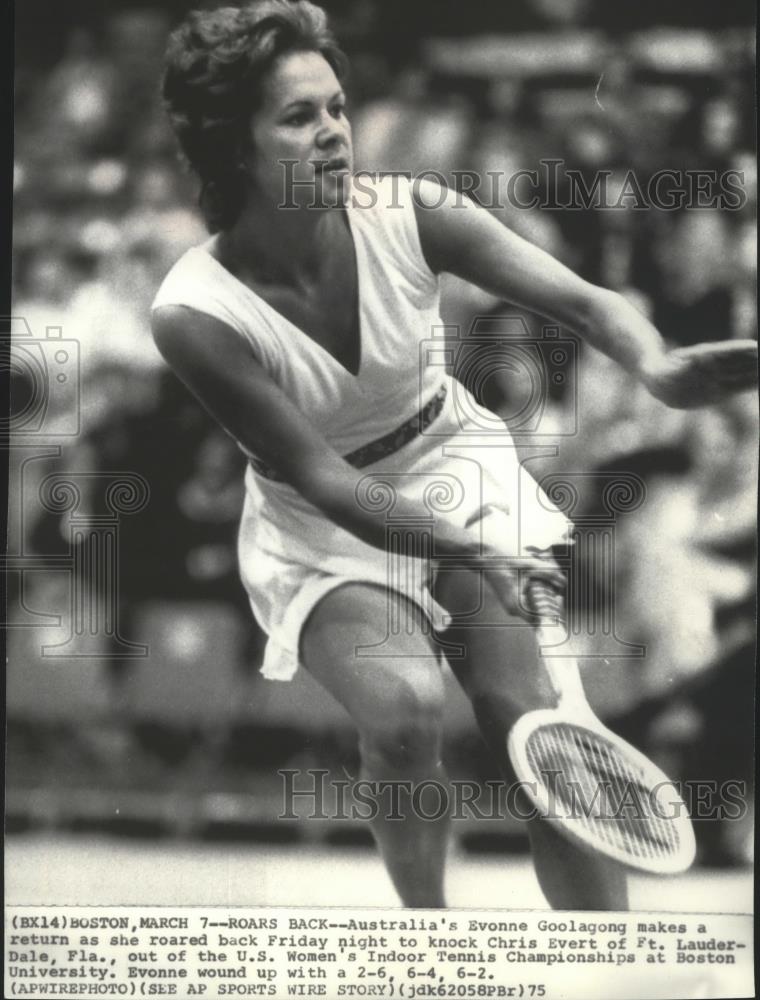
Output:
[414, 184, 757, 409]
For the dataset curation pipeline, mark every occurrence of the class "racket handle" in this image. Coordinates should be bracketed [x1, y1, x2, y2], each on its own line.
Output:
[526, 578, 589, 712]
[525, 577, 565, 628]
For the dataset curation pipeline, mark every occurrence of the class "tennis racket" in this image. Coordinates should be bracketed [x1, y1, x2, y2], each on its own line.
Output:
[507, 579, 697, 875]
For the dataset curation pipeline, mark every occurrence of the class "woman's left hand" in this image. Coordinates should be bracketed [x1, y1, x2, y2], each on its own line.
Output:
[465, 505, 567, 620]
[641, 340, 758, 409]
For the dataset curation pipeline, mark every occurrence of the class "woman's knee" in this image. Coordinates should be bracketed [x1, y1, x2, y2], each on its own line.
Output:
[359, 672, 446, 770]
[299, 583, 446, 768]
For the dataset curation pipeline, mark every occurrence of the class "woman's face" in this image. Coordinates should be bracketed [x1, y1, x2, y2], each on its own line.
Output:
[247, 50, 353, 209]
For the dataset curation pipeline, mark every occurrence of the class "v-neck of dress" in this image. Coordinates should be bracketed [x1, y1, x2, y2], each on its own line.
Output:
[200, 206, 366, 380]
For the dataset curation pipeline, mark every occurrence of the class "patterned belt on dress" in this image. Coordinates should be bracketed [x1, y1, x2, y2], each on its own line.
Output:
[249, 383, 448, 482]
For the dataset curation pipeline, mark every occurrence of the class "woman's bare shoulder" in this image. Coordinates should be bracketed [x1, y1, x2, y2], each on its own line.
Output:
[151, 303, 251, 370]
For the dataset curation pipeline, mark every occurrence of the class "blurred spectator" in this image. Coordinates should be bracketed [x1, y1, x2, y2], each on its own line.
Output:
[36, 27, 119, 156]
[650, 209, 736, 346]
[177, 431, 248, 606]
[352, 68, 472, 177]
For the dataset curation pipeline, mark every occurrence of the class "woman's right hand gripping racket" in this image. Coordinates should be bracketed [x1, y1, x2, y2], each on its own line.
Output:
[508, 578, 697, 875]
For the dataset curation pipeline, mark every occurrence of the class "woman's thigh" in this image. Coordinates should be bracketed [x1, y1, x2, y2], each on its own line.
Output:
[434, 567, 558, 731]
[299, 582, 447, 738]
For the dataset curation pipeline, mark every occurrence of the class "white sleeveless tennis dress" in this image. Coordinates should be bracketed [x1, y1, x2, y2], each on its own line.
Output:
[152, 176, 570, 681]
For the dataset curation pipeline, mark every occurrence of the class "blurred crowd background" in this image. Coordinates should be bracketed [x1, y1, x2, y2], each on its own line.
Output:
[8, 0, 756, 866]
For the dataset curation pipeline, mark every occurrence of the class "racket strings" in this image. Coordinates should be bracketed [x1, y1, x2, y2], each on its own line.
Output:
[525, 723, 681, 862]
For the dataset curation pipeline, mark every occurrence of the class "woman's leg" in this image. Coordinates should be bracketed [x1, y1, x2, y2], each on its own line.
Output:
[435, 568, 629, 910]
[300, 583, 451, 907]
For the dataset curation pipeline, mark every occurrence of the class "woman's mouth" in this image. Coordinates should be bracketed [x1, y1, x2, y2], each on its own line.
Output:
[314, 156, 350, 173]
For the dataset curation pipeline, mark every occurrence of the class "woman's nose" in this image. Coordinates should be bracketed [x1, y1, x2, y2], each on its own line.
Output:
[316, 111, 347, 149]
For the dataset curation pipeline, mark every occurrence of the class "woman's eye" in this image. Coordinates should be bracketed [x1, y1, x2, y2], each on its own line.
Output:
[284, 103, 345, 126]
[286, 110, 311, 125]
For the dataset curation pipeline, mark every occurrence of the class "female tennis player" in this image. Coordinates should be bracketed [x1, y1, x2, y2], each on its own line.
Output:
[152, 0, 756, 910]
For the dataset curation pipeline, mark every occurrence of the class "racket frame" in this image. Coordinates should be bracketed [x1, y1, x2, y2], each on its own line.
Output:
[507, 580, 697, 875]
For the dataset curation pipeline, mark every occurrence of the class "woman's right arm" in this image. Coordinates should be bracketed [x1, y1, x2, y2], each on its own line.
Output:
[152, 306, 473, 551]
[151, 306, 564, 611]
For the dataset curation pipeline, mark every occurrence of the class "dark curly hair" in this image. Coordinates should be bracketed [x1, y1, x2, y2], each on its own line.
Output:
[162, 1, 348, 232]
